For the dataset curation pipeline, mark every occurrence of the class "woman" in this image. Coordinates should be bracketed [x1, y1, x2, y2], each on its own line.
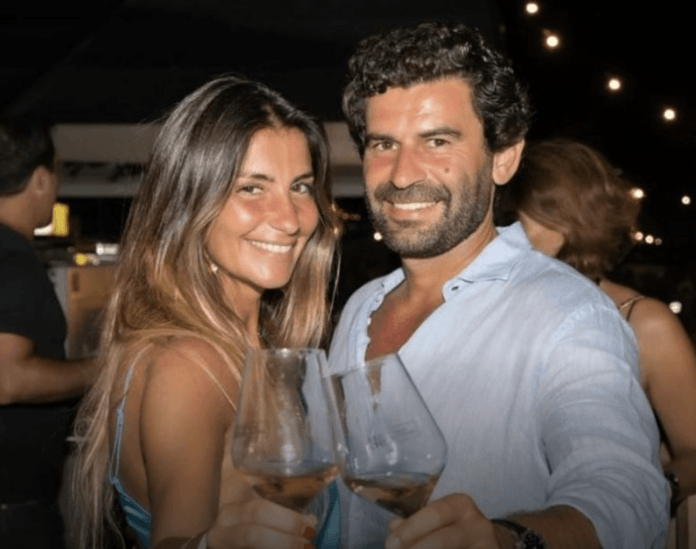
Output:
[503, 138, 696, 510]
[70, 76, 341, 549]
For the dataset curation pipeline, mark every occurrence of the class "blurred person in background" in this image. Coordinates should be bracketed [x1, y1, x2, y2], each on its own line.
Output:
[70, 76, 341, 549]
[0, 115, 96, 549]
[502, 137, 696, 512]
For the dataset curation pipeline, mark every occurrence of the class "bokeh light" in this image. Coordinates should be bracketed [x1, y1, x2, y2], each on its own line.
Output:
[607, 78, 622, 91]
[525, 2, 540, 14]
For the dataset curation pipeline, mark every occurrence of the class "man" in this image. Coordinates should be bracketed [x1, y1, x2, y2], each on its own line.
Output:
[0, 115, 96, 548]
[329, 22, 668, 549]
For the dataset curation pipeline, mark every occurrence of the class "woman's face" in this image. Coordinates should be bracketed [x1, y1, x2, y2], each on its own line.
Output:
[206, 126, 320, 301]
[518, 211, 565, 257]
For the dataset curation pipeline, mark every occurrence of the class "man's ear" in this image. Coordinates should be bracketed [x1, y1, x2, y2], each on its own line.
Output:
[27, 165, 54, 196]
[492, 140, 525, 186]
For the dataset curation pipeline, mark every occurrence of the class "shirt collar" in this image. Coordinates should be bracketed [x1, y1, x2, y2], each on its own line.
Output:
[375, 222, 532, 297]
[453, 222, 531, 283]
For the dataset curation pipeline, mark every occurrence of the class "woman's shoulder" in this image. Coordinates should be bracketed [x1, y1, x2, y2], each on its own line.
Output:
[144, 335, 239, 411]
[599, 280, 688, 348]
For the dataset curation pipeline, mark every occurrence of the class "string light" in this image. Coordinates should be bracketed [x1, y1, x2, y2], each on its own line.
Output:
[682, 195, 691, 205]
[645, 235, 654, 244]
[663, 108, 677, 121]
[525, 2, 540, 15]
[630, 187, 645, 199]
[544, 33, 560, 49]
[633, 231, 644, 242]
[669, 302, 683, 314]
[607, 77, 622, 91]
[373, 232, 383, 241]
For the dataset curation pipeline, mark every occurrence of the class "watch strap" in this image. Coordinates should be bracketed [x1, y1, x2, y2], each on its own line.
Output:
[492, 518, 549, 549]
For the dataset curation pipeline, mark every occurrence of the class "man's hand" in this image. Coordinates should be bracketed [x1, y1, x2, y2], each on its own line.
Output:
[384, 494, 511, 549]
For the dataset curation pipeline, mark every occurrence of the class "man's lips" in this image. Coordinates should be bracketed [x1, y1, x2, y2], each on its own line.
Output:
[391, 201, 438, 211]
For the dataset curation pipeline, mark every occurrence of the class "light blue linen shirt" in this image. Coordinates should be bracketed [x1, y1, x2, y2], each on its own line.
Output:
[328, 222, 668, 549]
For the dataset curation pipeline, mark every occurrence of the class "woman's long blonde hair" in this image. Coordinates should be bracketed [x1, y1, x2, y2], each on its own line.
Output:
[70, 76, 341, 548]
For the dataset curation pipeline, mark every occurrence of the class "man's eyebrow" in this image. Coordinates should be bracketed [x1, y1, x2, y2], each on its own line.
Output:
[365, 132, 394, 143]
[419, 127, 462, 139]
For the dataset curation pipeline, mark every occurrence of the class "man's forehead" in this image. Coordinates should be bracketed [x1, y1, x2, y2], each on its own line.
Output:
[364, 77, 479, 131]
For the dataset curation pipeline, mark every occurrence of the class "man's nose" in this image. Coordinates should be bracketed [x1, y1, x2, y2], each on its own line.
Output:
[390, 146, 425, 188]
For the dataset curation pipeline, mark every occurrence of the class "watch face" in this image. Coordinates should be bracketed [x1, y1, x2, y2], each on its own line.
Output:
[522, 530, 548, 549]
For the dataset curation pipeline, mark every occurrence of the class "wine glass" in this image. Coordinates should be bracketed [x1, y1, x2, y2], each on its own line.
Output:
[232, 348, 340, 511]
[331, 353, 447, 518]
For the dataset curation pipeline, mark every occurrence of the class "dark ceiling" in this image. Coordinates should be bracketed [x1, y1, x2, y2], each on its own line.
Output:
[2, 0, 694, 256]
[0, 0, 500, 123]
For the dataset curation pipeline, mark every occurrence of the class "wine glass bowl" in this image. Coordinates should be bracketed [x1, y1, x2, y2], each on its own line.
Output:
[331, 353, 448, 518]
[232, 348, 339, 511]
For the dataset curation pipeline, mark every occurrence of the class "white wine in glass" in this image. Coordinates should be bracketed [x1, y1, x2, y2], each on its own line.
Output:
[332, 353, 447, 518]
[232, 348, 339, 511]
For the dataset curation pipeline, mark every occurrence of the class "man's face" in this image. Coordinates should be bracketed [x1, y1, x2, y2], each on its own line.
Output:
[37, 165, 59, 229]
[362, 77, 497, 258]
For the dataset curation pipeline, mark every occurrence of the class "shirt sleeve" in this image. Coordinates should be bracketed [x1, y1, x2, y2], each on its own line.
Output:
[0, 251, 47, 341]
[539, 304, 669, 549]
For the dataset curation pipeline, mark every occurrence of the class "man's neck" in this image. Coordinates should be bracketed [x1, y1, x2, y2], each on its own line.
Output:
[399, 218, 498, 302]
[0, 199, 35, 240]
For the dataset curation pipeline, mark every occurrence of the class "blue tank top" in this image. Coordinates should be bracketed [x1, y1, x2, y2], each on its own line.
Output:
[109, 367, 339, 548]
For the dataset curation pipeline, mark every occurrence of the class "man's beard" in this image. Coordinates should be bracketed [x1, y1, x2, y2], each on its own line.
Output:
[366, 163, 494, 259]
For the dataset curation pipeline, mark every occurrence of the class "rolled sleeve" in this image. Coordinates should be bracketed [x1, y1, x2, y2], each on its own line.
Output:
[540, 306, 669, 548]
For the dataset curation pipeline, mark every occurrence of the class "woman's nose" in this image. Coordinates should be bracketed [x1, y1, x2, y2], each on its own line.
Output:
[267, 192, 301, 235]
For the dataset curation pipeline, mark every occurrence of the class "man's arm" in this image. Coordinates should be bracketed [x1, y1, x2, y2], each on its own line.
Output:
[0, 332, 96, 404]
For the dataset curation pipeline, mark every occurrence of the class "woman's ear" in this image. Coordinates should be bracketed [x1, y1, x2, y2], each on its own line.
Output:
[492, 140, 525, 186]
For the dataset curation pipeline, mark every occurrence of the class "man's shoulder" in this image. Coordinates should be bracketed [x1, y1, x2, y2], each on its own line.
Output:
[0, 247, 45, 282]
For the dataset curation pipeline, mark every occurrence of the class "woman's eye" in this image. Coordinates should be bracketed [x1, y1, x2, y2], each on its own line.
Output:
[292, 181, 315, 195]
[237, 184, 262, 195]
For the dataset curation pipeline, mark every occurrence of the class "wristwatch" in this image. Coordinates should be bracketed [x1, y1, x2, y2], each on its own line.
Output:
[492, 518, 549, 549]
[666, 471, 680, 514]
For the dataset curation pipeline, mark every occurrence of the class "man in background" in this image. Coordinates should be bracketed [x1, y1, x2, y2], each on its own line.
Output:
[0, 115, 96, 548]
[329, 21, 668, 549]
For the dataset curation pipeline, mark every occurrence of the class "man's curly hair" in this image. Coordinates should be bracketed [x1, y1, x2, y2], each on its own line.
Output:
[342, 21, 531, 155]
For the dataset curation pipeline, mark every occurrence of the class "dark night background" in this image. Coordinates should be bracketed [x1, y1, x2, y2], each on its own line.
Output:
[2, 0, 694, 334]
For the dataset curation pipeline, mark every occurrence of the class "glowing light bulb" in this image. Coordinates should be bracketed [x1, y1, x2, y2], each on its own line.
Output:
[645, 235, 654, 244]
[669, 302, 683, 314]
[373, 232, 383, 241]
[634, 231, 644, 242]
[630, 187, 645, 199]
[545, 34, 560, 48]
[663, 108, 676, 121]
[682, 195, 691, 205]
[525, 2, 539, 14]
[607, 78, 622, 91]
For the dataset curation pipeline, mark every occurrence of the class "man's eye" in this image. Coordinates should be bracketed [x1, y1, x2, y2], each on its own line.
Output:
[372, 141, 394, 152]
[429, 138, 449, 147]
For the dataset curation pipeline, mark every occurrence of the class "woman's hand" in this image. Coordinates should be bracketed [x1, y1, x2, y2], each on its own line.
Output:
[206, 498, 318, 549]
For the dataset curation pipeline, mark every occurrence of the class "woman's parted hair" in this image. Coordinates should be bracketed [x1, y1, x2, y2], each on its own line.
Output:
[71, 75, 340, 549]
[342, 21, 531, 155]
[508, 138, 641, 280]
